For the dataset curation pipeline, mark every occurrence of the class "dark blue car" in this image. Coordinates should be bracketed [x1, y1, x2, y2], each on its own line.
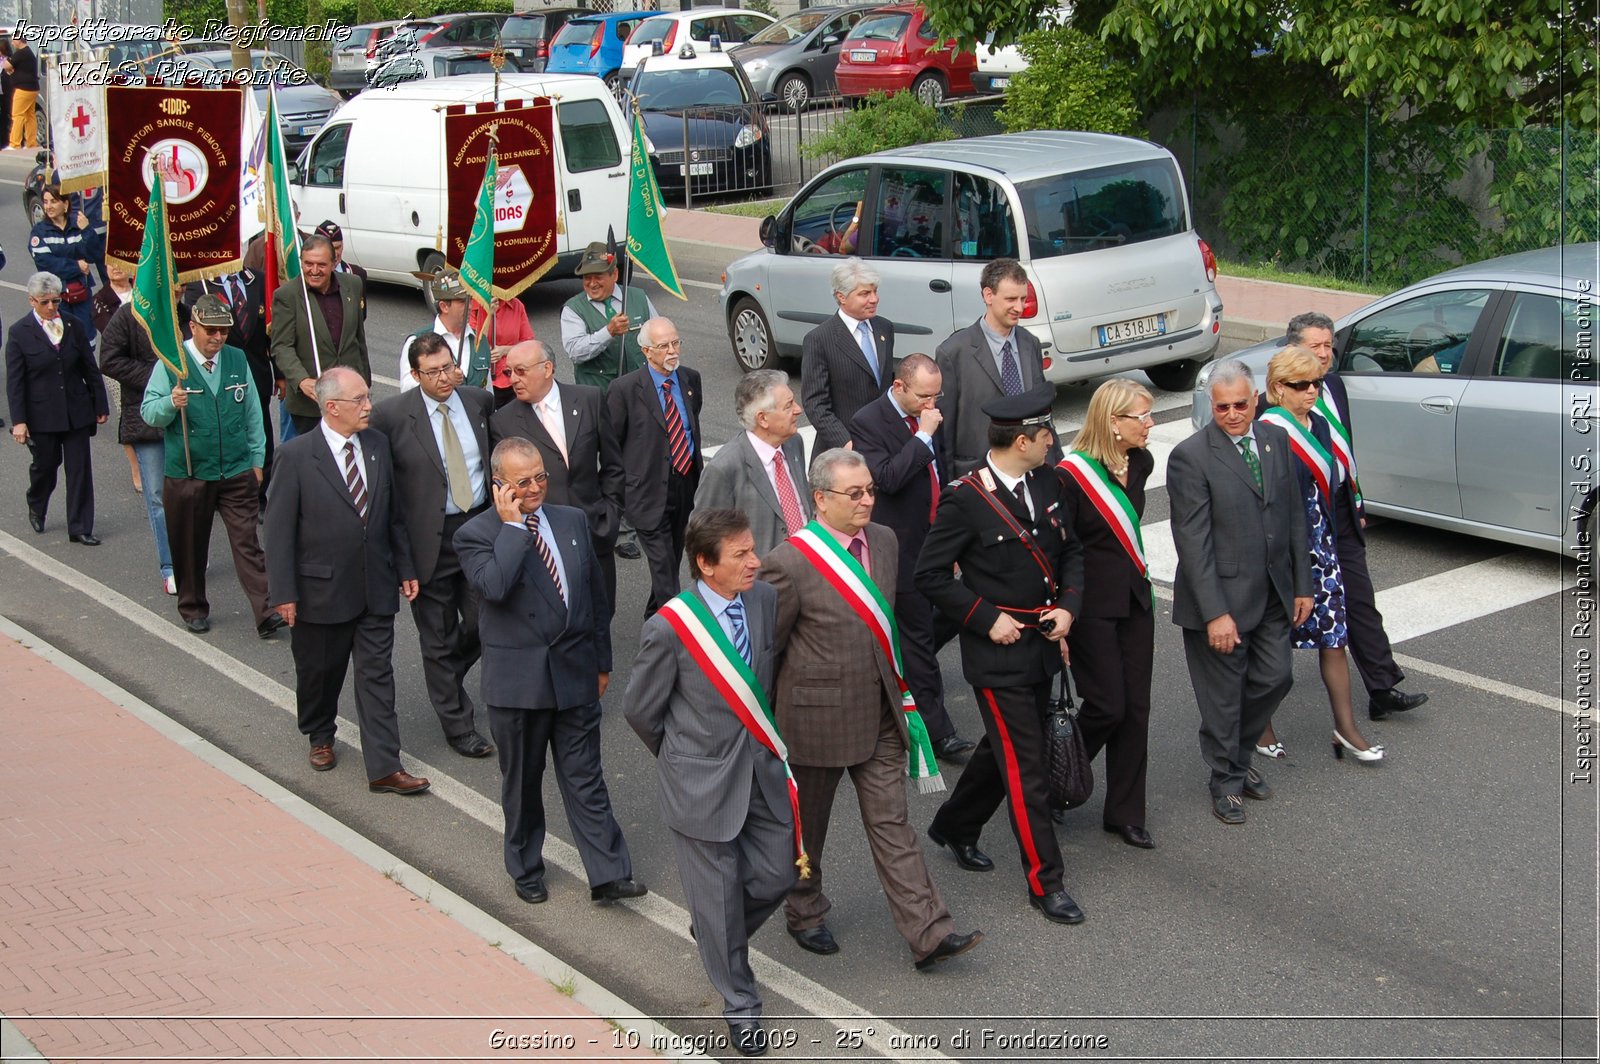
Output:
[545, 11, 655, 90]
[629, 49, 773, 199]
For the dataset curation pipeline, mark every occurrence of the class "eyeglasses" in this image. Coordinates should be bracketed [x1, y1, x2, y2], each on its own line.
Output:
[1281, 379, 1322, 392]
[823, 485, 877, 501]
[328, 394, 373, 407]
[645, 338, 683, 351]
[500, 473, 550, 489]
[1213, 400, 1252, 413]
[1116, 411, 1155, 425]
[413, 366, 456, 380]
[510, 361, 551, 375]
[909, 389, 944, 402]
[33, 297, 60, 305]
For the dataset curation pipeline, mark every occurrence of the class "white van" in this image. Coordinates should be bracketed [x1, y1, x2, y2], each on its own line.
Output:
[289, 73, 630, 304]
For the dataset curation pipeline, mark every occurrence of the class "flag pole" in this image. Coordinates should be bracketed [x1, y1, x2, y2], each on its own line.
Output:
[268, 75, 320, 378]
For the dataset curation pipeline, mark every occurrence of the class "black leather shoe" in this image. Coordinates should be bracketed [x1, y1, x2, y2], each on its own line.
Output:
[728, 1020, 767, 1057]
[1369, 688, 1428, 720]
[184, 616, 211, 634]
[614, 537, 643, 560]
[926, 826, 993, 872]
[914, 929, 983, 971]
[27, 510, 43, 533]
[1243, 767, 1271, 800]
[1104, 823, 1155, 849]
[448, 731, 495, 758]
[931, 734, 977, 764]
[590, 878, 647, 902]
[256, 612, 288, 639]
[69, 533, 101, 546]
[1028, 890, 1085, 925]
[789, 924, 839, 955]
[1212, 794, 1245, 824]
[515, 879, 549, 904]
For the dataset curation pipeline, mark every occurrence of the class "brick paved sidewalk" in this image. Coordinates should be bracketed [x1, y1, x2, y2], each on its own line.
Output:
[0, 627, 662, 1063]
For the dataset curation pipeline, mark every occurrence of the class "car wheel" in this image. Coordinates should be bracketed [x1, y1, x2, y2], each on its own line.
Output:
[911, 72, 945, 107]
[1146, 358, 1204, 393]
[419, 250, 447, 312]
[729, 296, 778, 371]
[24, 191, 41, 226]
[776, 72, 811, 113]
[604, 72, 623, 96]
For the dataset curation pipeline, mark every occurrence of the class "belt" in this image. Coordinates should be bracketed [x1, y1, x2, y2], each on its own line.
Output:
[998, 604, 1055, 629]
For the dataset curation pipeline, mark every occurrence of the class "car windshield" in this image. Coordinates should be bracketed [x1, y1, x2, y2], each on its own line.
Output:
[636, 67, 747, 110]
[848, 13, 908, 41]
[749, 10, 830, 43]
[629, 18, 674, 45]
[553, 20, 600, 46]
[1016, 159, 1188, 258]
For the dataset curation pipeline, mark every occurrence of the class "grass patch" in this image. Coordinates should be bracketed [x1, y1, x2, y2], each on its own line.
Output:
[697, 199, 787, 219]
[550, 970, 577, 997]
[1218, 258, 1387, 296]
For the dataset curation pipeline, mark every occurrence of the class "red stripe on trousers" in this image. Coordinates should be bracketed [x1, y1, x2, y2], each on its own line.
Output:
[979, 686, 1045, 896]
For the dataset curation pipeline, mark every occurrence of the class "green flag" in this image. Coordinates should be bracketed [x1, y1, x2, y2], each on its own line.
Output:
[129, 168, 187, 383]
[625, 106, 686, 300]
[263, 82, 301, 292]
[460, 150, 496, 313]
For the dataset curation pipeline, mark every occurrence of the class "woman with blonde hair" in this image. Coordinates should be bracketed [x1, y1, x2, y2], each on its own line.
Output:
[1056, 377, 1159, 847]
[1255, 347, 1383, 763]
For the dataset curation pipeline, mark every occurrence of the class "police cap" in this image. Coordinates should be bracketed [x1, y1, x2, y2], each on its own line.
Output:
[982, 382, 1056, 427]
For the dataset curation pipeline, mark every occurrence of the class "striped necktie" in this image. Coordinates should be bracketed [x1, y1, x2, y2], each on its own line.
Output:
[661, 378, 694, 476]
[342, 441, 369, 523]
[726, 596, 751, 664]
[524, 511, 566, 604]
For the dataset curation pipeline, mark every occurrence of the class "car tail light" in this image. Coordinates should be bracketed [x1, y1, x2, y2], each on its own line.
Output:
[365, 36, 378, 58]
[1198, 236, 1217, 283]
[662, 23, 678, 50]
[1023, 281, 1038, 319]
[588, 24, 604, 55]
[535, 37, 549, 59]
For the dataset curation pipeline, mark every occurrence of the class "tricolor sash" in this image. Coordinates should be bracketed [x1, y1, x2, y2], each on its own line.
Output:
[658, 591, 811, 878]
[1261, 408, 1334, 504]
[1315, 388, 1363, 507]
[1059, 452, 1147, 579]
[787, 524, 944, 793]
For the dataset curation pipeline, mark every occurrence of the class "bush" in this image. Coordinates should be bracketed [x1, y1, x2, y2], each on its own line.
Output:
[744, 0, 778, 16]
[998, 25, 1141, 138]
[800, 90, 955, 160]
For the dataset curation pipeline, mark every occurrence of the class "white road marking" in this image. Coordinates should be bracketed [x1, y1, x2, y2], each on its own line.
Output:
[1374, 552, 1573, 643]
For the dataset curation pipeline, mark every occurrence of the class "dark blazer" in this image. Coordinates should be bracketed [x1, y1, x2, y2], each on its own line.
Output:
[1056, 447, 1154, 619]
[492, 383, 623, 548]
[1318, 371, 1366, 537]
[270, 273, 368, 420]
[801, 313, 894, 452]
[692, 430, 810, 556]
[850, 393, 946, 593]
[96, 302, 162, 445]
[605, 364, 704, 529]
[264, 428, 416, 624]
[453, 503, 613, 711]
[1167, 420, 1311, 633]
[370, 385, 496, 584]
[935, 320, 1058, 476]
[186, 272, 272, 383]
[6, 312, 107, 432]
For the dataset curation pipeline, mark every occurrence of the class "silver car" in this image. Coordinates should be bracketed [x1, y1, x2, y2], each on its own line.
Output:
[731, 3, 880, 112]
[1191, 243, 1599, 555]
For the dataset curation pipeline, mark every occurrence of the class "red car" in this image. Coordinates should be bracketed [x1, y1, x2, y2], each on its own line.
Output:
[834, 4, 977, 106]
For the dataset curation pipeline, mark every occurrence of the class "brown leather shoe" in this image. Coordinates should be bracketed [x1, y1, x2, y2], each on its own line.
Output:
[309, 744, 336, 771]
[368, 770, 430, 795]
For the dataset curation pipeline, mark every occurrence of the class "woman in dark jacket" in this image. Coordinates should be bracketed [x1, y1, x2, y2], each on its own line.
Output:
[30, 186, 101, 342]
[1056, 378, 1158, 849]
[98, 298, 176, 593]
[93, 260, 143, 495]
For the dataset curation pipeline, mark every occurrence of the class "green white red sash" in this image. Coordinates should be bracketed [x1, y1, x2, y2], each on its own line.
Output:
[1058, 452, 1147, 579]
[787, 523, 944, 793]
[1315, 388, 1364, 507]
[1262, 407, 1334, 503]
[658, 590, 811, 878]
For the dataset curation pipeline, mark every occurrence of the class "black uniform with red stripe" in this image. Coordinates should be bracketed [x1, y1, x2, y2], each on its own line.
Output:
[915, 462, 1084, 897]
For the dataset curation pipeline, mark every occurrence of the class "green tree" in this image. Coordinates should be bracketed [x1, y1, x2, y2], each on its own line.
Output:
[800, 91, 956, 160]
[304, 0, 330, 79]
[997, 24, 1141, 136]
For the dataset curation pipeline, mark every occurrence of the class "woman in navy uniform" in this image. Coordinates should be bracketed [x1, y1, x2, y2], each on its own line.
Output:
[29, 186, 101, 342]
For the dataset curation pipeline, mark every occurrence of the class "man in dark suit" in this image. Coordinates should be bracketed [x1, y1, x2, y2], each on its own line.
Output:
[605, 317, 703, 616]
[916, 385, 1086, 926]
[850, 353, 974, 763]
[454, 438, 644, 906]
[494, 339, 624, 615]
[694, 369, 810, 555]
[184, 264, 275, 503]
[624, 508, 797, 1058]
[760, 448, 982, 970]
[271, 235, 369, 436]
[1287, 311, 1427, 721]
[937, 258, 1059, 476]
[369, 333, 496, 759]
[265, 367, 429, 796]
[1167, 359, 1312, 825]
[801, 257, 894, 452]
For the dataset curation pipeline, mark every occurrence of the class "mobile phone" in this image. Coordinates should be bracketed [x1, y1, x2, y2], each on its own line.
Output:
[492, 478, 506, 490]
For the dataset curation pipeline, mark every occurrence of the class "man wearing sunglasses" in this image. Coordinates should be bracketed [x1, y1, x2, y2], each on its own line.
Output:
[1167, 359, 1312, 826]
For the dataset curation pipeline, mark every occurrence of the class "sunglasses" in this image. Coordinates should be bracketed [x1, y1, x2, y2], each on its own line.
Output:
[823, 485, 877, 501]
[1213, 400, 1252, 413]
[1282, 379, 1322, 392]
[34, 297, 61, 306]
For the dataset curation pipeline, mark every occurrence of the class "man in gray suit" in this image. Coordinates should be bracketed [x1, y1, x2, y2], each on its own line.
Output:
[800, 257, 895, 452]
[1167, 359, 1313, 825]
[936, 258, 1060, 476]
[624, 509, 800, 1059]
[694, 370, 810, 554]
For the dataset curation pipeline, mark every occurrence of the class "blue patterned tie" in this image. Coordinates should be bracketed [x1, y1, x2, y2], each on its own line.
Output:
[726, 597, 751, 665]
[998, 339, 1022, 396]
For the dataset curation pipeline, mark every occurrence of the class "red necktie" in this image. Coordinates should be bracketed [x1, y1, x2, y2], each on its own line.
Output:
[772, 451, 805, 535]
[661, 378, 694, 476]
[848, 536, 866, 566]
[907, 415, 939, 525]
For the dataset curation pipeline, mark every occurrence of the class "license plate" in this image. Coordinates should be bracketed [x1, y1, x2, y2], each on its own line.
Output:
[679, 163, 714, 176]
[1098, 314, 1166, 346]
[850, 49, 876, 61]
[299, 124, 321, 136]
[334, 53, 358, 69]
[990, 77, 1008, 89]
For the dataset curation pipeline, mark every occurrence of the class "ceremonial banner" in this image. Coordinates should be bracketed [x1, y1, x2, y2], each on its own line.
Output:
[239, 87, 266, 243]
[443, 98, 558, 300]
[459, 151, 497, 314]
[44, 61, 106, 194]
[105, 84, 244, 281]
[625, 105, 685, 300]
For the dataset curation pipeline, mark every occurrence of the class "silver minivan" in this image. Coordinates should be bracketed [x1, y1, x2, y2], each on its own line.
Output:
[720, 130, 1223, 390]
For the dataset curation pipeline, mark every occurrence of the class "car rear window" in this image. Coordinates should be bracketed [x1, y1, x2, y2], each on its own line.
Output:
[636, 68, 746, 110]
[1016, 158, 1188, 258]
[848, 13, 909, 41]
[553, 20, 600, 47]
[629, 18, 674, 45]
[501, 17, 549, 41]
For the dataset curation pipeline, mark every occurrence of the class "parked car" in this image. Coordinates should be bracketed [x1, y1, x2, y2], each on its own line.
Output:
[545, 11, 655, 90]
[720, 130, 1222, 391]
[367, 12, 509, 77]
[970, 5, 1067, 94]
[499, 8, 587, 72]
[621, 8, 775, 77]
[628, 46, 772, 198]
[1189, 244, 1599, 555]
[834, 4, 977, 106]
[731, 3, 880, 113]
[154, 50, 343, 155]
[330, 20, 405, 95]
[367, 45, 524, 90]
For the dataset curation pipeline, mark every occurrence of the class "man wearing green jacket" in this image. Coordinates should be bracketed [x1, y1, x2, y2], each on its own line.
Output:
[142, 294, 286, 639]
[559, 241, 658, 393]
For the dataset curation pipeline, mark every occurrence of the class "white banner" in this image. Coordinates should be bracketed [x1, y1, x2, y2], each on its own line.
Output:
[240, 88, 266, 242]
[45, 58, 106, 194]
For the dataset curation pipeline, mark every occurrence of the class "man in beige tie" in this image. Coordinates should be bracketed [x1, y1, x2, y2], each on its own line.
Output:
[370, 334, 498, 758]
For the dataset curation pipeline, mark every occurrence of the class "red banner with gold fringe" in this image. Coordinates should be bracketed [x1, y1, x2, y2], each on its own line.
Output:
[442, 98, 558, 301]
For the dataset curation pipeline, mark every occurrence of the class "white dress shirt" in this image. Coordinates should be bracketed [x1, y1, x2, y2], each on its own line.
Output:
[425, 389, 487, 514]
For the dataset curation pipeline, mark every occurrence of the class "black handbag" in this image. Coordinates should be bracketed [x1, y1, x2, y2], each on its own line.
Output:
[1043, 671, 1093, 811]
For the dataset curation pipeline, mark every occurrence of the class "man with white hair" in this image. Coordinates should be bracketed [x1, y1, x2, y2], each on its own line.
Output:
[694, 369, 811, 554]
[801, 257, 896, 452]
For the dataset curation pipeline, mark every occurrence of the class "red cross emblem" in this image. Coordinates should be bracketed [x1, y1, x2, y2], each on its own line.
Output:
[70, 105, 92, 138]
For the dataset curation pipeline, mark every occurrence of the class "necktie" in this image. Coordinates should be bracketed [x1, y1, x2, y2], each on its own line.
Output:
[1013, 481, 1031, 521]
[202, 359, 215, 374]
[603, 296, 616, 317]
[44, 318, 61, 345]
[856, 321, 879, 382]
[772, 450, 805, 535]
[538, 398, 568, 464]
[906, 415, 939, 524]
[525, 511, 566, 604]
[661, 378, 694, 476]
[342, 441, 369, 523]
[726, 596, 751, 665]
[1238, 436, 1264, 492]
[437, 403, 474, 512]
[998, 339, 1022, 396]
[847, 536, 866, 567]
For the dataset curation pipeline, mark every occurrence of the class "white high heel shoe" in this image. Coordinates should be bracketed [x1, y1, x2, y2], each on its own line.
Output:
[1332, 730, 1384, 762]
[1255, 741, 1286, 759]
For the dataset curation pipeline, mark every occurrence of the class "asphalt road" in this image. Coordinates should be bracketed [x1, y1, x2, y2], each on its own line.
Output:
[0, 147, 1593, 1062]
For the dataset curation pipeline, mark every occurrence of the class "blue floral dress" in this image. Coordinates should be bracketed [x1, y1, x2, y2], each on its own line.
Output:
[1287, 413, 1348, 650]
